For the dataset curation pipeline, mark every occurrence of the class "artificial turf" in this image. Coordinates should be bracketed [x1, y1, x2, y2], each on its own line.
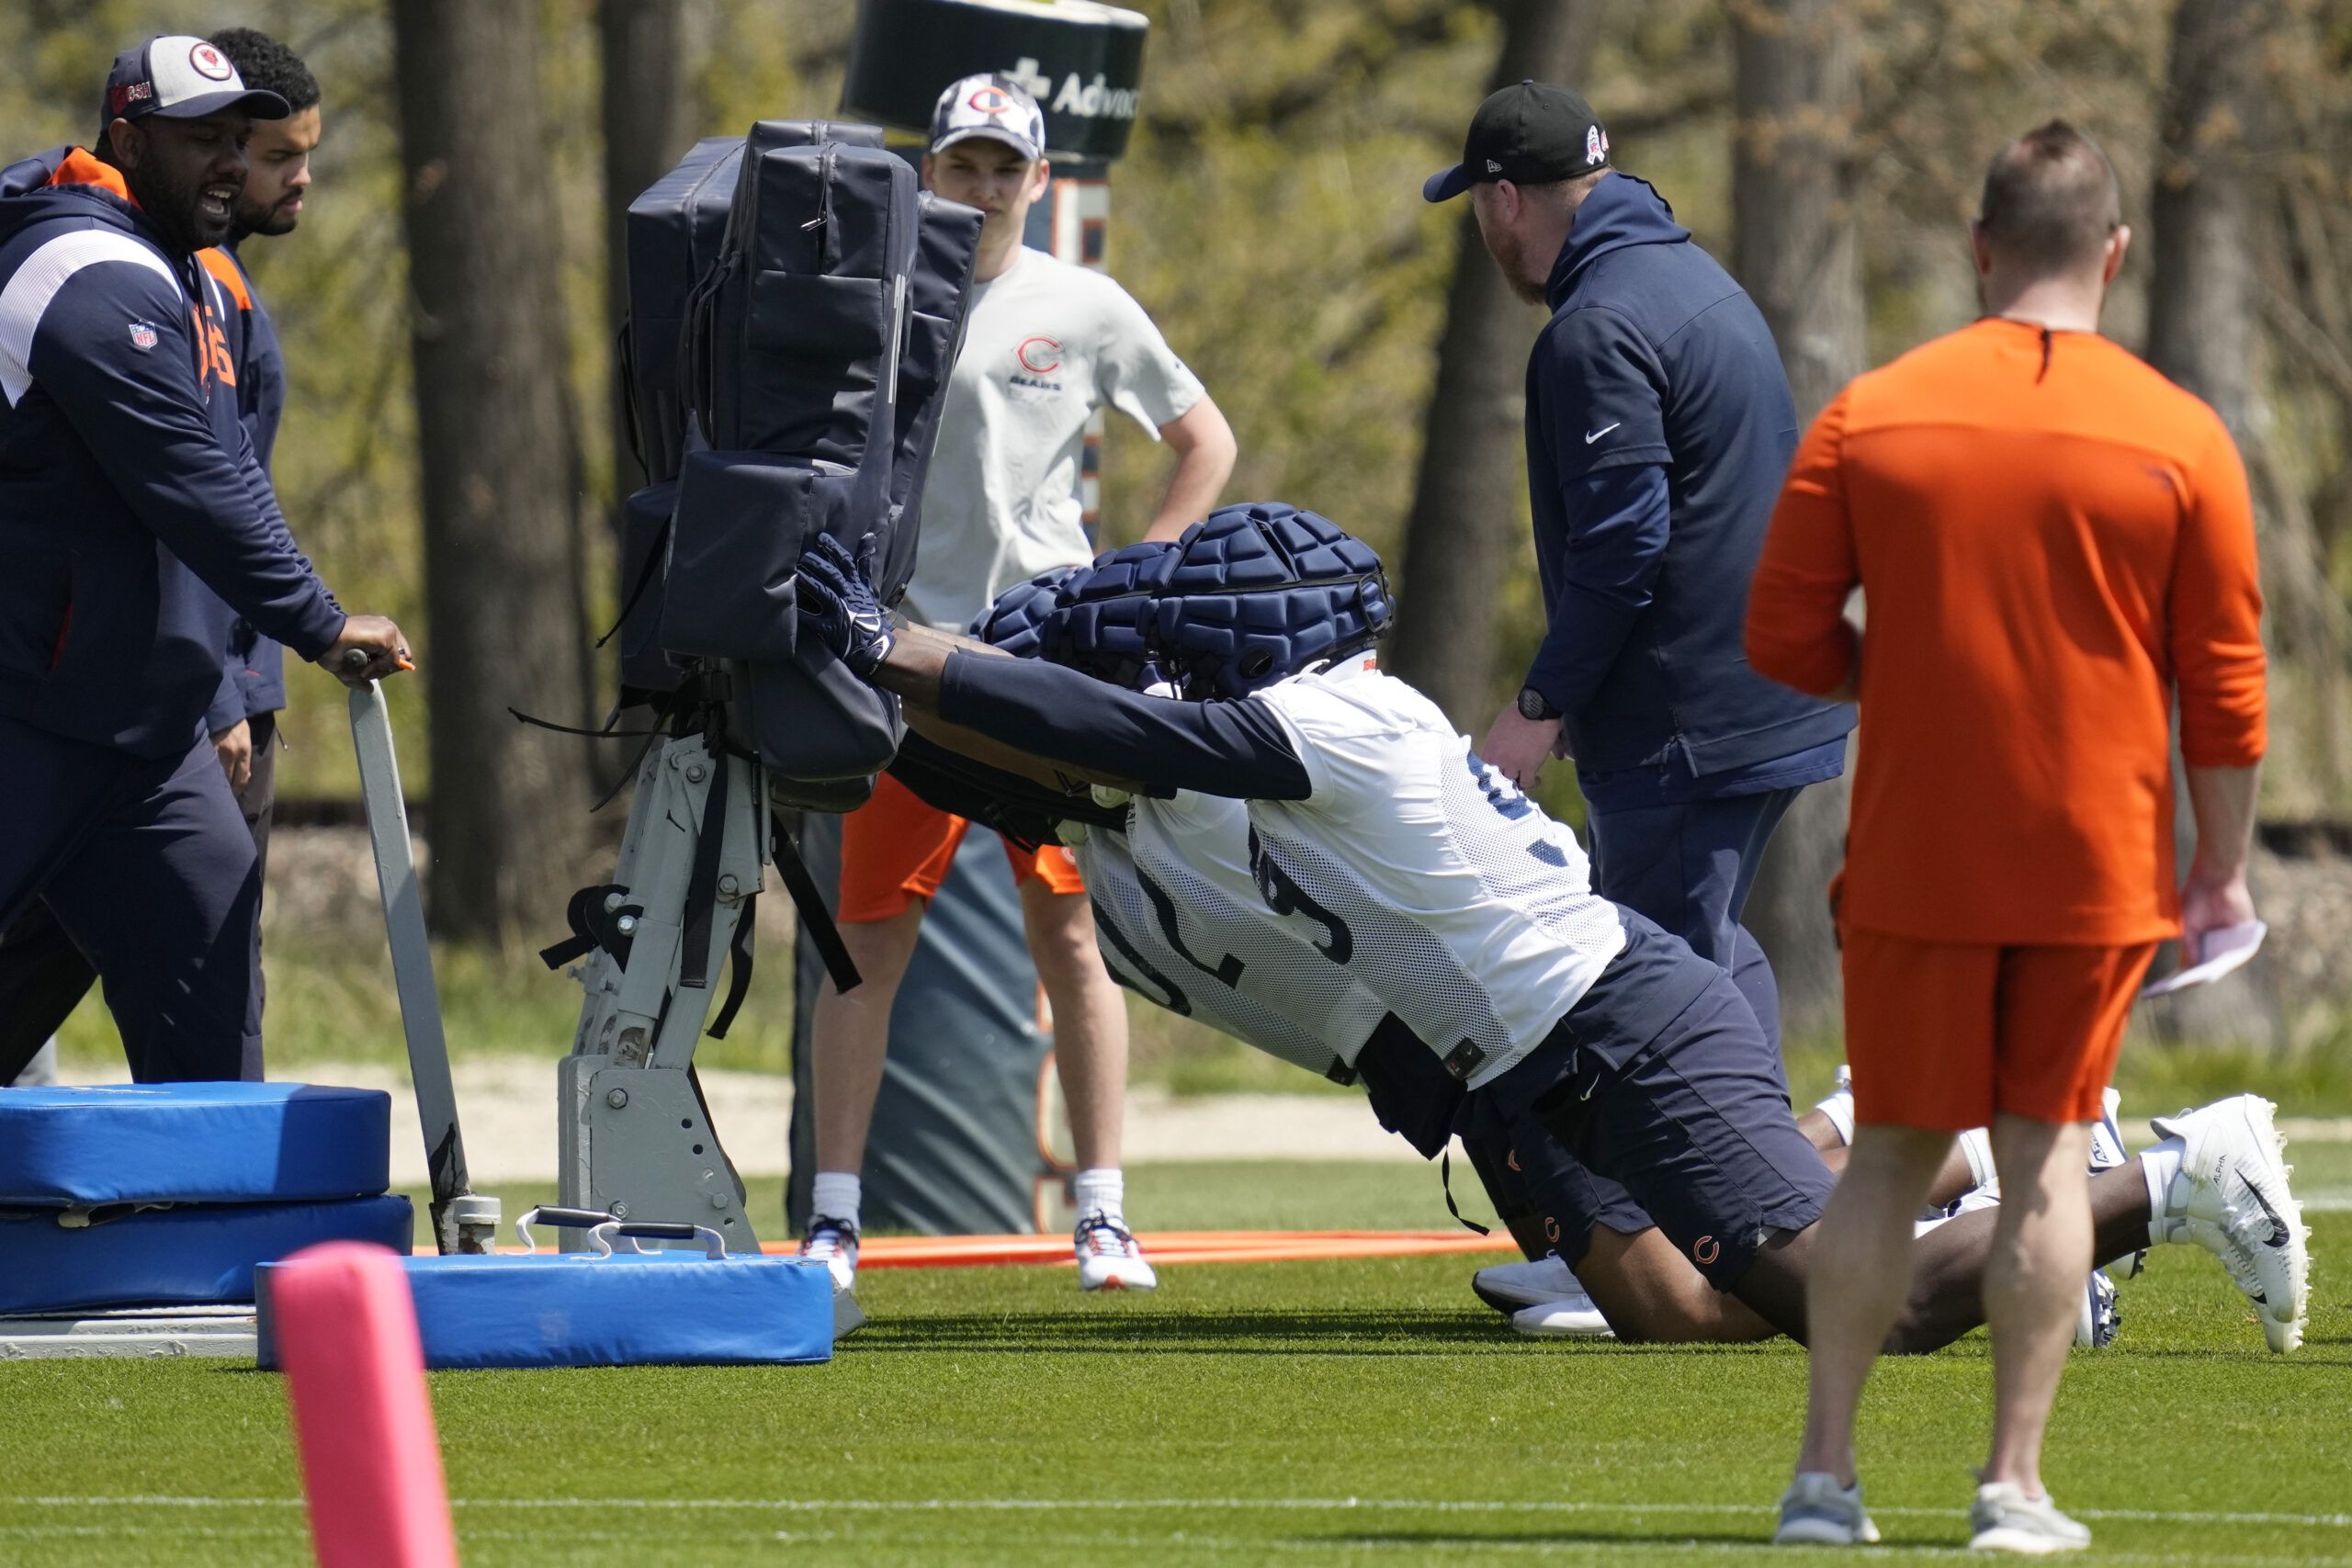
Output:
[1, 1162, 2345, 1566]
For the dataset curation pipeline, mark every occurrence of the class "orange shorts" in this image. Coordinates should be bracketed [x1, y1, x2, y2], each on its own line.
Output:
[837, 771, 1085, 923]
[1841, 929, 2157, 1130]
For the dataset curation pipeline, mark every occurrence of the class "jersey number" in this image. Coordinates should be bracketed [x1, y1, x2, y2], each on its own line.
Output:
[1135, 867, 1247, 989]
[1248, 829, 1353, 964]
[1467, 753, 1571, 866]
[1091, 897, 1190, 1016]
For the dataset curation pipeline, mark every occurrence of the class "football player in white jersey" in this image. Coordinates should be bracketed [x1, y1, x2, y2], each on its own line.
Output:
[798, 506, 2309, 1371]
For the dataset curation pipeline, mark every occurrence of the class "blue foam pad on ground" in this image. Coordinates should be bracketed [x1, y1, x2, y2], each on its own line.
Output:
[0, 1195, 413, 1314]
[0, 1083, 391, 1207]
[254, 1253, 835, 1370]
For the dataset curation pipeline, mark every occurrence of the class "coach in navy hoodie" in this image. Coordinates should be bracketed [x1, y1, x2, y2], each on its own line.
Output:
[1426, 82, 1853, 1051]
[0, 37, 408, 1083]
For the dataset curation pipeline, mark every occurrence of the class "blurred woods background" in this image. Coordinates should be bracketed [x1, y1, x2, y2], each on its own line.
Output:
[4, 0, 2348, 1073]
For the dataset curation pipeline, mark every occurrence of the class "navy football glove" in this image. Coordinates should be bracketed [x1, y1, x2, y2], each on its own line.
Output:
[796, 532, 894, 677]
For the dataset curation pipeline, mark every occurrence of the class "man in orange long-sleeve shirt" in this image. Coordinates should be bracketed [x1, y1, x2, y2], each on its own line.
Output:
[1747, 123, 2298, 1552]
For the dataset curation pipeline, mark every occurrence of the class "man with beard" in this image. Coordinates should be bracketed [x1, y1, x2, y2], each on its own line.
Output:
[1423, 83, 1854, 1070]
[0, 36, 406, 1085]
[1, 30, 324, 1083]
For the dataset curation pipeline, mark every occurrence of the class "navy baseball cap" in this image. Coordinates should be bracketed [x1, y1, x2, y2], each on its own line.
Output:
[1424, 80, 1609, 202]
[929, 72, 1046, 162]
[101, 36, 290, 133]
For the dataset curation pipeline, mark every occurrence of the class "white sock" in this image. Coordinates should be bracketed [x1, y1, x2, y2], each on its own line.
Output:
[811, 1171, 862, 1231]
[1957, 1127, 1997, 1190]
[1073, 1167, 1125, 1223]
[1812, 1086, 1856, 1146]
[2141, 1139, 2185, 1246]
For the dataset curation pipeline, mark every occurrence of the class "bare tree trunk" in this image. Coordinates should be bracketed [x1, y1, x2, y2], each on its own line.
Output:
[1386, 0, 1599, 730]
[393, 0, 594, 943]
[2149, 0, 2352, 820]
[600, 0, 701, 500]
[1729, 0, 1865, 1035]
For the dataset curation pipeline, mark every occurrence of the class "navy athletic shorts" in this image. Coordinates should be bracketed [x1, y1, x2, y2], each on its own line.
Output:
[1478, 913, 1834, 1290]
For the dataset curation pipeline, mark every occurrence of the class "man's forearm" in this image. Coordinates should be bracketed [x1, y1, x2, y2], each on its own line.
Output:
[1143, 400, 1237, 542]
[866, 617, 985, 715]
[2184, 762, 2261, 878]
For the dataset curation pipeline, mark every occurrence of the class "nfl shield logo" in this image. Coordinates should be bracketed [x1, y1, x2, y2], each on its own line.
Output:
[1586, 125, 1606, 165]
[127, 321, 158, 351]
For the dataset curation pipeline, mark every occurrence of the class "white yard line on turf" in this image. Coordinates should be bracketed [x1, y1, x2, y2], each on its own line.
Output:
[13, 1496, 2351, 1530]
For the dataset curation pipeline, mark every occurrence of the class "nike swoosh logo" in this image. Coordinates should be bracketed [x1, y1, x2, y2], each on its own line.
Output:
[2240, 1168, 2293, 1249]
[1585, 423, 1620, 444]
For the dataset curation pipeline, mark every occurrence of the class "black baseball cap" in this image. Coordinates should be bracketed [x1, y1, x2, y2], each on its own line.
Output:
[1423, 80, 1609, 202]
[100, 35, 290, 134]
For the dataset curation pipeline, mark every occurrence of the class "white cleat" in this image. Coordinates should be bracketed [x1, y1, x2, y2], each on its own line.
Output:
[1773, 1472, 1880, 1546]
[2152, 1095, 2311, 1352]
[1472, 1252, 1584, 1314]
[1510, 1295, 1615, 1338]
[2074, 1267, 2119, 1348]
[1075, 1212, 1158, 1292]
[799, 1215, 864, 1337]
[1968, 1481, 2092, 1554]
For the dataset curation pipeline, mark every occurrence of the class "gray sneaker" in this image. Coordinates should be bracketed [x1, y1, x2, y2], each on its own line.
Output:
[1773, 1472, 1881, 1546]
[1969, 1482, 2091, 1553]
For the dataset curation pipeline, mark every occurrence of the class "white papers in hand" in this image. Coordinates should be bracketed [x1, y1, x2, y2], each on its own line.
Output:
[2139, 920, 2267, 998]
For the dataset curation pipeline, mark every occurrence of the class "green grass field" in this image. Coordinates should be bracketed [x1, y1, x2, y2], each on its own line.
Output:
[2, 1162, 2346, 1567]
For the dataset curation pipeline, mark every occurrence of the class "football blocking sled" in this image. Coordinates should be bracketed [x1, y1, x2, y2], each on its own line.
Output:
[552, 119, 979, 1250]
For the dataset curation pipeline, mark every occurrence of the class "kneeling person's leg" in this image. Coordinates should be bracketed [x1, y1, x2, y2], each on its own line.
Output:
[1559, 978, 1838, 1339]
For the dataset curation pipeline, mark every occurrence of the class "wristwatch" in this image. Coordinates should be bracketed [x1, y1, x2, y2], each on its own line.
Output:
[1516, 686, 1560, 722]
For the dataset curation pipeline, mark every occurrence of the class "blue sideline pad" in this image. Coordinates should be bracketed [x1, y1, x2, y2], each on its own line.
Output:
[254, 1253, 835, 1371]
[0, 1083, 391, 1207]
[0, 1195, 413, 1314]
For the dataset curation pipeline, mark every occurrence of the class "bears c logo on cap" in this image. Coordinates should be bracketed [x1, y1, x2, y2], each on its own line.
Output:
[967, 85, 1015, 117]
[188, 41, 233, 82]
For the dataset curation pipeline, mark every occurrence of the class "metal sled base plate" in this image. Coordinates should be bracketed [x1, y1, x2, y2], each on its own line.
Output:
[0, 1304, 257, 1360]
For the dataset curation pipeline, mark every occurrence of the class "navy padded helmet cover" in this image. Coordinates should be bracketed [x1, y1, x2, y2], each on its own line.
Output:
[1041, 540, 1177, 688]
[1149, 504, 1392, 697]
[968, 565, 1081, 658]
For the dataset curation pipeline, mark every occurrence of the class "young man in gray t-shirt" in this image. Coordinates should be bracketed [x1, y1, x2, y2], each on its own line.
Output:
[802, 73, 1236, 1301]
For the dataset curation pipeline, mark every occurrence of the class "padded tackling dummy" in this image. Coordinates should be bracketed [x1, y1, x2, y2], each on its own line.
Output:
[622, 121, 885, 488]
[0, 1196, 413, 1314]
[254, 1252, 833, 1371]
[876, 191, 984, 604]
[0, 1083, 390, 1207]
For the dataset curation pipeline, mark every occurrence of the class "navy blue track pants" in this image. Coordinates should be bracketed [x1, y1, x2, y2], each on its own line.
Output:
[0, 716, 261, 1083]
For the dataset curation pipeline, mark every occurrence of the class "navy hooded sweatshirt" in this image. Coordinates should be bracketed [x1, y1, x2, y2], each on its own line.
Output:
[1521, 171, 1853, 786]
[0, 148, 341, 759]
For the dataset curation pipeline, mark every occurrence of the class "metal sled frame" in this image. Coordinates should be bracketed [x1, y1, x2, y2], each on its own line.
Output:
[554, 695, 768, 1252]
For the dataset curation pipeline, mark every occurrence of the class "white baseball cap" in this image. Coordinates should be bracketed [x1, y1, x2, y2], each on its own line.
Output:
[101, 35, 290, 133]
[928, 72, 1046, 162]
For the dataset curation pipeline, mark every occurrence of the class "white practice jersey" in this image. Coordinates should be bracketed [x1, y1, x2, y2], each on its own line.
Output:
[1238, 659, 1626, 1089]
[1076, 792, 1388, 1080]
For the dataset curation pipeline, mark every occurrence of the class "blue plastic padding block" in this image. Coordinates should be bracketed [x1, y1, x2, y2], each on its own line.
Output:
[254, 1252, 834, 1370]
[0, 1195, 413, 1314]
[0, 1083, 391, 1207]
